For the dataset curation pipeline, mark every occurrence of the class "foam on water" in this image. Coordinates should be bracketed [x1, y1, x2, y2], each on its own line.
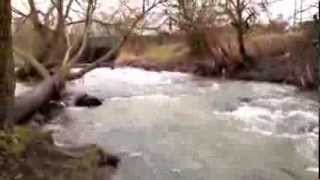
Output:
[288, 111, 318, 121]
[212, 93, 318, 170]
[255, 97, 296, 106]
[251, 82, 296, 96]
[109, 94, 177, 102]
[72, 67, 191, 86]
[60, 67, 319, 176]
[305, 167, 319, 173]
[230, 105, 281, 123]
[15, 83, 32, 95]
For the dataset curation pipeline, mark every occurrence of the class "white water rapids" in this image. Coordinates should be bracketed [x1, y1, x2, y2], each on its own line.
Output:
[17, 67, 318, 180]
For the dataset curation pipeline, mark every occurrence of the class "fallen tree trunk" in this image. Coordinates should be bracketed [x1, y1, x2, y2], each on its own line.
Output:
[14, 37, 119, 124]
[14, 74, 64, 124]
[12, 0, 163, 124]
[12, 2, 93, 124]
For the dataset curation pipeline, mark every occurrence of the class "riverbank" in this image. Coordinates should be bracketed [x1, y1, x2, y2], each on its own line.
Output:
[0, 126, 120, 180]
[115, 57, 317, 89]
[115, 26, 317, 89]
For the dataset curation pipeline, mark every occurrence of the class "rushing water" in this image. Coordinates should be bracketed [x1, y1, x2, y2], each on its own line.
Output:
[42, 67, 318, 180]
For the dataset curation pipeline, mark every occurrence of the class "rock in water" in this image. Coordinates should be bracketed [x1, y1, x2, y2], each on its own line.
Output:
[75, 94, 102, 107]
[239, 97, 252, 103]
[98, 152, 121, 168]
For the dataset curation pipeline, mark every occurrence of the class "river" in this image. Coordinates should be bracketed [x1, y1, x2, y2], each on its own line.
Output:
[39, 67, 318, 180]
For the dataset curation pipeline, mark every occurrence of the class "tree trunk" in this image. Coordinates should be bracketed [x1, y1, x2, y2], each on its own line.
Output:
[0, 0, 15, 129]
[232, 0, 251, 68]
[236, 27, 247, 61]
[14, 74, 63, 124]
[46, 0, 67, 66]
[317, 0, 320, 101]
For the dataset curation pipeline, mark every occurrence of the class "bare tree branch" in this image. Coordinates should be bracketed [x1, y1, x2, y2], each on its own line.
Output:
[64, 0, 75, 20]
[69, 0, 168, 79]
[12, 7, 28, 17]
[60, 0, 95, 78]
[14, 47, 51, 79]
[66, 18, 115, 26]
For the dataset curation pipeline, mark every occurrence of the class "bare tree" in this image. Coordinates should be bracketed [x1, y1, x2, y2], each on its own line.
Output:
[224, 0, 257, 66]
[13, 0, 96, 124]
[11, 0, 99, 79]
[162, 0, 225, 34]
[163, 0, 220, 56]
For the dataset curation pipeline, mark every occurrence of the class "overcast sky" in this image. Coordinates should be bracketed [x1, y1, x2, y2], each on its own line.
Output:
[12, 0, 317, 24]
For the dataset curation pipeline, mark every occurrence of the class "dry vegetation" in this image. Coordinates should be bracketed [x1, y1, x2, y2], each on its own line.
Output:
[115, 22, 317, 88]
